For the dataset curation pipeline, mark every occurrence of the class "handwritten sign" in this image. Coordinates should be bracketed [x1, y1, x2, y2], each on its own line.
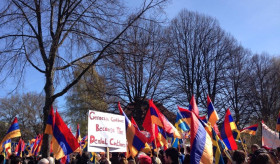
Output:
[88, 110, 126, 152]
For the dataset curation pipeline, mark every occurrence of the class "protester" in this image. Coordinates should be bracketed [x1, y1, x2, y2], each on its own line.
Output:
[182, 154, 190, 164]
[232, 150, 246, 164]
[0, 155, 4, 164]
[152, 149, 162, 164]
[38, 158, 49, 164]
[127, 157, 136, 164]
[164, 147, 179, 164]
[119, 157, 128, 164]
[110, 153, 119, 164]
[255, 153, 274, 164]
[178, 148, 185, 164]
[99, 152, 110, 164]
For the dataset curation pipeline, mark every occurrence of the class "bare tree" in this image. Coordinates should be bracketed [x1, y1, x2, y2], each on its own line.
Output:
[0, 93, 44, 140]
[0, 0, 167, 157]
[99, 18, 170, 124]
[221, 46, 253, 126]
[166, 9, 234, 113]
[246, 54, 280, 123]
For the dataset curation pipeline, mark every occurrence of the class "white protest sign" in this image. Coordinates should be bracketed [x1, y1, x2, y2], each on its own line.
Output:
[88, 110, 126, 152]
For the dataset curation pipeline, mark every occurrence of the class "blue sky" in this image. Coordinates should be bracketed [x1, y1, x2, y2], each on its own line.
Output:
[1, 0, 279, 109]
[165, 0, 280, 56]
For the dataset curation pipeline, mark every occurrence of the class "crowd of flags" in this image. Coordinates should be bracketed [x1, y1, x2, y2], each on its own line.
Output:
[2, 94, 277, 164]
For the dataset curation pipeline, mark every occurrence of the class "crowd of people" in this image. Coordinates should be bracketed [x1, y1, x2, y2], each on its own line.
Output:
[1, 143, 280, 164]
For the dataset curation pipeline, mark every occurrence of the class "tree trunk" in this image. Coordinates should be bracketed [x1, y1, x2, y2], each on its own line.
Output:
[41, 70, 55, 158]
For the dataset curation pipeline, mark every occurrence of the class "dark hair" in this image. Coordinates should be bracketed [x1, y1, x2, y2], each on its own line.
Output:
[0, 155, 4, 163]
[232, 150, 246, 164]
[186, 146, 191, 154]
[277, 147, 280, 153]
[255, 153, 273, 164]
[251, 144, 260, 150]
[183, 154, 190, 164]
[165, 147, 179, 164]
[11, 156, 22, 164]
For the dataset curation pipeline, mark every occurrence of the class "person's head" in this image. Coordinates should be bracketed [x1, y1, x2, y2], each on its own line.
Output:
[83, 152, 90, 159]
[179, 147, 184, 154]
[119, 157, 128, 164]
[127, 157, 136, 164]
[100, 152, 106, 159]
[0, 155, 4, 164]
[255, 153, 273, 164]
[38, 158, 49, 164]
[268, 150, 278, 164]
[141, 146, 152, 157]
[186, 146, 191, 154]
[232, 150, 246, 164]
[251, 144, 260, 153]
[138, 154, 151, 164]
[276, 147, 280, 158]
[164, 147, 178, 164]
[47, 157, 54, 164]
[11, 156, 22, 164]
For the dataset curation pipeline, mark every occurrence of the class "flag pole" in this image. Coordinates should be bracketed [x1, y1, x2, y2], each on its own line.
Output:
[106, 147, 110, 162]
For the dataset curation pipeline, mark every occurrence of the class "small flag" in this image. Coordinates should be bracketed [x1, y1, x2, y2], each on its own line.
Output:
[241, 123, 258, 135]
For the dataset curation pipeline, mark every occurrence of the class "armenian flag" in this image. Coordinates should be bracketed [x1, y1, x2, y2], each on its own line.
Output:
[44, 106, 55, 135]
[277, 111, 280, 131]
[207, 95, 219, 125]
[131, 116, 139, 130]
[75, 124, 81, 143]
[241, 123, 258, 135]
[220, 109, 238, 150]
[0, 117, 21, 152]
[143, 99, 181, 139]
[190, 111, 213, 164]
[52, 110, 80, 159]
[189, 95, 199, 116]
[156, 126, 168, 150]
[118, 102, 147, 157]
[15, 138, 25, 157]
[200, 115, 207, 123]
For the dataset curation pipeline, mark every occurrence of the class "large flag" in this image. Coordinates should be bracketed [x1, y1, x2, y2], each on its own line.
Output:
[276, 111, 280, 131]
[189, 95, 199, 116]
[190, 111, 213, 164]
[0, 117, 21, 152]
[178, 106, 191, 125]
[175, 111, 190, 133]
[212, 129, 224, 164]
[241, 123, 258, 135]
[118, 102, 147, 157]
[143, 99, 181, 139]
[262, 121, 280, 149]
[44, 106, 55, 135]
[52, 110, 80, 159]
[207, 95, 219, 125]
[220, 109, 238, 150]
